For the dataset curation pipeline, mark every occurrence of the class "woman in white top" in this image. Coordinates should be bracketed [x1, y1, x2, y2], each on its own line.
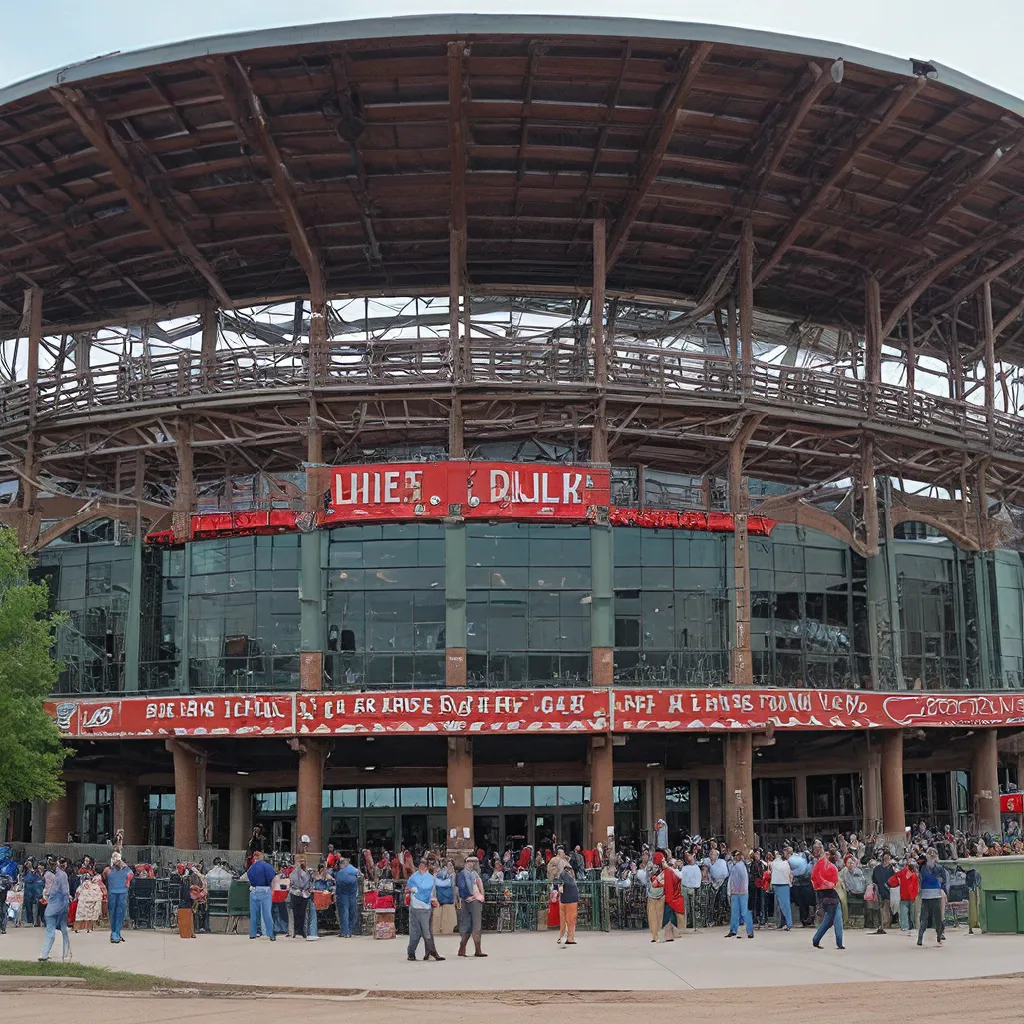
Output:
[769, 850, 794, 930]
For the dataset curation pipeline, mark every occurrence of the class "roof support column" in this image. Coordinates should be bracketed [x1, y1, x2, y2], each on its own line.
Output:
[200, 300, 218, 391]
[19, 287, 42, 550]
[982, 280, 996, 440]
[865, 276, 882, 418]
[905, 305, 916, 402]
[124, 452, 146, 693]
[728, 419, 760, 686]
[448, 40, 468, 384]
[300, 401, 324, 692]
[738, 221, 753, 393]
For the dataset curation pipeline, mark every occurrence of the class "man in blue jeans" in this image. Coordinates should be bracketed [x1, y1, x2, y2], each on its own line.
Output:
[334, 857, 360, 937]
[102, 852, 133, 944]
[725, 850, 754, 938]
[245, 851, 276, 941]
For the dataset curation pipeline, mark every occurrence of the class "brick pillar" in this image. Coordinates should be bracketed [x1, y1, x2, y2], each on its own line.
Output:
[167, 739, 206, 850]
[724, 733, 754, 851]
[45, 784, 78, 843]
[295, 738, 328, 856]
[880, 729, 905, 840]
[113, 780, 144, 846]
[446, 738, 474, 862]
[590, 735, 615, 858]
[228, 785, 251, 851]
[973, 729, 1000, 835]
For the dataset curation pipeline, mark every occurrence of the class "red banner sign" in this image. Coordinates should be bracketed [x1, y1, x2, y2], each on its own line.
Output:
[323, 461, 609, 523]
[612, 689, 1024, 731]
[1001, 793, 1023, 814]
[47, 688, 1024, 739]
[295, 689, 609, 735]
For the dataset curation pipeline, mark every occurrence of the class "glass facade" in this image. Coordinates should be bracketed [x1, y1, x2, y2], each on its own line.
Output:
[467, 523, 591, 686]
[32, 511, 1024, 696]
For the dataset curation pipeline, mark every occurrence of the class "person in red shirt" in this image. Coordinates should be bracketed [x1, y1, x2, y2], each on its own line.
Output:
[811, 855, 845, 950]
[662, 861, 686, 941]
[888, 858, 920, 932]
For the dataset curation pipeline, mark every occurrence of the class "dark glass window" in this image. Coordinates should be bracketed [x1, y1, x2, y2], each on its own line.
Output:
[806, 774, 857, 819]
[753, 778, 795, 821]
[327, 523, 445, 688]
[466, 523, 591, 686]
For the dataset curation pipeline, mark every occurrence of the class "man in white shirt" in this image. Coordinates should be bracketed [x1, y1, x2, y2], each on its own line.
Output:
[679, 853, 702, 930]
[769, 850, 794, 930]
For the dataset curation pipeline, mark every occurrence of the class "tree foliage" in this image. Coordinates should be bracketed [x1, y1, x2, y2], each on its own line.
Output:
[0, 528, 69, 805]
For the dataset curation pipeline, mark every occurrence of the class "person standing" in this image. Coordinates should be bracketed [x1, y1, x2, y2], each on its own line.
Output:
[73, 873, 105, 933]
[556, 865, 579, 946]
[432, 859, 457, 939]
[289, 857, 315, 940]
[406, 857, 444, 962]
[679, 853, 702, 931]
[456, 855, 487, 957]
[176, 864, 197, 939]
[38, 857, 71, 962]
[102, 852, 133, 944]
[725, 850, 753, 939]
[770, 847, 794, 930]
[654, 818, 669, 852]
[869, 851, 894, 934]
[22, 863, 43, 928]
[662, 860, 685, 941]
[889, 857, 919, 932]
[811, 853, 844, 950]
[335, 857, 361, 938]
[645, 863, 666, 942]
[917, 848, 948, 947]
[245, 851, 276, 941]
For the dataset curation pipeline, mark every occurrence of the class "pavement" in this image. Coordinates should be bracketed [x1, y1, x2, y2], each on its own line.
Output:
[2, 922, 1023, 992]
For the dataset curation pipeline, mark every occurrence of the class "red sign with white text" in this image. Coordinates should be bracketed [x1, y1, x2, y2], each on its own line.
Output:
[611, 689, 1024, 731]
[46, 688, 1024, 739]
[1001, 793, 1023, 814]
[295, 689, 610, 735]
[323, 462, 609, 523]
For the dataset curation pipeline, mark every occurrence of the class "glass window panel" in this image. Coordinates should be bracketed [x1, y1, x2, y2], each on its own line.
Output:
[558, 786, 584, 806]
[502, 786, 532, 806]
[533, 785, 557, 807]
[473, 786, 501, 808]
[399, 787, 429, 807]
[429, 787, 448, 808]
[362, 788, 396, 808]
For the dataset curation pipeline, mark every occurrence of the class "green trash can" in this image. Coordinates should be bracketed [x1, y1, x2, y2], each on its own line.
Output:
[984, 891, 1019, 934]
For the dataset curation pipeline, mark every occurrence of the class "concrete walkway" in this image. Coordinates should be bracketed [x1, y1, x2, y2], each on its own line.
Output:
[2, 923, 1021, 991]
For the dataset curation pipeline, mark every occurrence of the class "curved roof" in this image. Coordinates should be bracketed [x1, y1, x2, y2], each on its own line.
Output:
[2, 14, 1024, 355]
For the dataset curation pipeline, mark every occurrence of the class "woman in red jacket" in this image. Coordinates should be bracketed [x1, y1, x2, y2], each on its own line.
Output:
[888, 859, 920, 932]
[811, 855, 845, 950]
[662, 862, 686, 941]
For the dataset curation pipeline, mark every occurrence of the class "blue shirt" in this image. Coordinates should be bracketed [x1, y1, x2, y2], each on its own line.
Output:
[919, 862, 947, 896]
[246, 860, 276, 887]
[105, 866, 131, 895]
[789, 854, 810, 879]
[335, 864, 360, 894]
[434, 871, 455, 905]
[405, 871, 435, 910]
[456, 868, 480, 901]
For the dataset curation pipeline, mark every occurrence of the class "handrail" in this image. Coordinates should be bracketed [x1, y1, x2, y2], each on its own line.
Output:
[2, 338, 1020, 455]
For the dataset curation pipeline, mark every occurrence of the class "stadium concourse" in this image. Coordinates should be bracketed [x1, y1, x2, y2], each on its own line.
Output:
[2, 15, 1024, 871]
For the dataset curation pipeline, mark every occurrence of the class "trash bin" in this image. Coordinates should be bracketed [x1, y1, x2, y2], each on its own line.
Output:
[984, 891, 1019, 934]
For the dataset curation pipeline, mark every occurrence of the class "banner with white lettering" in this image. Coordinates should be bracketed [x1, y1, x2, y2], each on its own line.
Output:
[44, 688, 1024, 738]
[322, 462, 609, 523]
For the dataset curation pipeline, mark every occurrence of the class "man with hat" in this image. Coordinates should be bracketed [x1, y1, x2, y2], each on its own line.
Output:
[456, 855, 487, 957]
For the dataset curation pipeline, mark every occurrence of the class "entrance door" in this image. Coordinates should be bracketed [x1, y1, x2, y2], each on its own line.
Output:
[504, 813, 529, 853]
[365, 816, 396, 858]
[534, 813, 555, 852]
[474, 815, 500, 855]
[401, 814, 429, 851]
[271, 819, 293, 855]
[559, 813, 583, 851]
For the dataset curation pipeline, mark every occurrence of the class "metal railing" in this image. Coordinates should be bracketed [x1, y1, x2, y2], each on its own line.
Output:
[3, 338, 1020, 455]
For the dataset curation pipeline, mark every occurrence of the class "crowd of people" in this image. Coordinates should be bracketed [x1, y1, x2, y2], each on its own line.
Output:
[0, 817, 1010, 960]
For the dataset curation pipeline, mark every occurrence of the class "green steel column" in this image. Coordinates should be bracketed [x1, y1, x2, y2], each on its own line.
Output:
[591, 523, 614, 685]
[445, 522, 467, 686]
[865, 487, 904, 690]
[299, 529, 325, 689]
[180, 543, 191, 694]
[123, 527, 143, 693]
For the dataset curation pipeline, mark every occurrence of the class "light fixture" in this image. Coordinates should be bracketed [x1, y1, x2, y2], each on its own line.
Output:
[515, 761, 525, 768]
[830, 58, 844, 84]
[364, 765, 376, 771]
[236, 770, 250, 776]
[696, 737, 710, 744]
[646, 762, 661, 768]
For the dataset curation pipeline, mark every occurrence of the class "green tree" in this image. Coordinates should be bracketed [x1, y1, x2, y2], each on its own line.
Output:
[0, 528, 69, 806]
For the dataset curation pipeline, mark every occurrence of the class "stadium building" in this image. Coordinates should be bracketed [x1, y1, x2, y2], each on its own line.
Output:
[3, 16, 1024, 858]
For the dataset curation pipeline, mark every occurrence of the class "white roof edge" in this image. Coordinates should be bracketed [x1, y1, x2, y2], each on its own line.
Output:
[1, 13, 1022, 118]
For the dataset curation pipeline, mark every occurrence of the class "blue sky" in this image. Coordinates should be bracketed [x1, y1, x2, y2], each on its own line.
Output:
[2, 0, 1023, 101]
